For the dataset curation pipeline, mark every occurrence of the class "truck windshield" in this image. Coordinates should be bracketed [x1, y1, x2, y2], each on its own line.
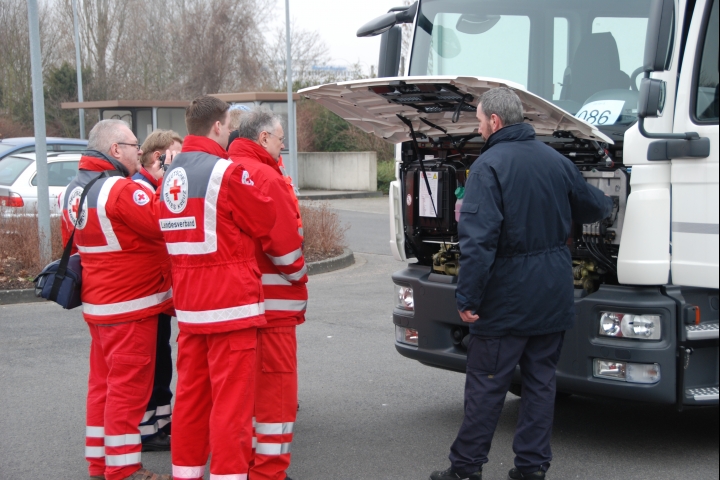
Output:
[409, 0, 654, 128]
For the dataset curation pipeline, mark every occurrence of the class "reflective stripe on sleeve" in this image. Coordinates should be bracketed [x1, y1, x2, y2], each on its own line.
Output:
[105, 452, 142, 467]
[105, 433, 141, 447]
[264, 299, 307, 312]
[281, 265, 307, 283]
[173, 465, 205, 478]
[209, 474, 248, 480]
[255, 442, 292, 455]
[176, 302, 265, 324]
[267, 248, 303, 266]
[85, 446, 105, 458]
[255, 421, 294, 435]
[83, 289, 172, 316]
[261, 274, 292, 286]
[86, 426, 104, 438]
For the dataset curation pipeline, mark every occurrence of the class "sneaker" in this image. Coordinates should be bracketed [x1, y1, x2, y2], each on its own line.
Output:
[142, 431, 171, 452]
[508, 467, 546, 479]
[122, 468, 172, 480]
[430, 466, 482, 480]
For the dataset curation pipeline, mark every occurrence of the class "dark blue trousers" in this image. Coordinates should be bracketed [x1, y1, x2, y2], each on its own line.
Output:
[449, 332, 565, 475]
[140, 313, 173, 439]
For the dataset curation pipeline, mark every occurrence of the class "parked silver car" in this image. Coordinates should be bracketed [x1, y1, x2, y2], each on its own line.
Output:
[0, 153, 80, 215]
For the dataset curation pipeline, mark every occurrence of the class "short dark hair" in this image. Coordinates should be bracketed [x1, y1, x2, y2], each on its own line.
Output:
[479, 87, 524, 127]
[185, 96, 229, 136]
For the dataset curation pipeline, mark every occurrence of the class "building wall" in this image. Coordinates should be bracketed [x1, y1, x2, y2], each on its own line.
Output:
[297, 152, 377, 191]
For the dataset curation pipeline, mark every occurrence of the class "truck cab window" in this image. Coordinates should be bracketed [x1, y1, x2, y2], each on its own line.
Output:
[424, 13, 531, 89]
[695, 0, 719, 122]
[409, 0, 654, 128]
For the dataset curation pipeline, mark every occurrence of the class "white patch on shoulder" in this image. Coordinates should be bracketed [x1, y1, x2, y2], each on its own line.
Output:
[133, 189, 150, 206]
[242, 170, 254, 186]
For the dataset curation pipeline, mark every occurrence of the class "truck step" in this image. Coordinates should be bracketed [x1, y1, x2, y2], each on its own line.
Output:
[686, 322, 719, 340]
[686, 387, 719, 402]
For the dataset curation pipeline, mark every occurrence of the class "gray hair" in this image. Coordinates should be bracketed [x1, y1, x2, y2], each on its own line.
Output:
[237, 106, 282, 141]
[479, 87, 524, 126]
[87, 119, 130, 153]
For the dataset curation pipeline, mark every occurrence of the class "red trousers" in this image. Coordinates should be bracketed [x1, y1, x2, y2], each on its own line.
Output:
[85, 317, 157, 480]
[251, 326, 298, 480]
[172, 328, 257, 480]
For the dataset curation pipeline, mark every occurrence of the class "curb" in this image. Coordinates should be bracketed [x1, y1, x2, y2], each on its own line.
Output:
[0, 288, 43, 306]
[307, 248, 355, 275]
[1, 249, 356, 304]
[298, 191, 383, 201]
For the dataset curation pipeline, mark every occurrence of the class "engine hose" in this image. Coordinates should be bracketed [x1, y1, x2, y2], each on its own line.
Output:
[584, 236, 616, 273]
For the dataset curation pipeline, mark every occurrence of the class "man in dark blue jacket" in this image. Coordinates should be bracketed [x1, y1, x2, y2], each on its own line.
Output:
[431, 88, 612, 480]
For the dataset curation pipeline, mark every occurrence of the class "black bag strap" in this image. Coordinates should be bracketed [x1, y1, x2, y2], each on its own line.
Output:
[49, 170, 123, 301]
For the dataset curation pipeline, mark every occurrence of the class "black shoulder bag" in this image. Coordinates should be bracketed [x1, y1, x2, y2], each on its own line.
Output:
[33, 170, 120, 309]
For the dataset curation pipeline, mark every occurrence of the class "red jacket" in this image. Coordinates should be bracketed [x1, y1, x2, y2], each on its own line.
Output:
[228, 139, 308, 327]
[61, 153, 173, 324]
[157, 136, 280, 334]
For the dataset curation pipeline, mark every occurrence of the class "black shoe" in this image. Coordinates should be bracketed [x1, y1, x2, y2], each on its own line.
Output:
[141, 431, 171, 452]
[508, 467, 545, 479]
[430, 466, 482, 480]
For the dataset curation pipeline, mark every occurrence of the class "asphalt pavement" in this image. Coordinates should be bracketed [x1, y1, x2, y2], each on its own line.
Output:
[1, 196, 718, 480]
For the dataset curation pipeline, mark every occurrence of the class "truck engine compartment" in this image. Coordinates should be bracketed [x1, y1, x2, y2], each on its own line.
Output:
[400, 133, 628, 294]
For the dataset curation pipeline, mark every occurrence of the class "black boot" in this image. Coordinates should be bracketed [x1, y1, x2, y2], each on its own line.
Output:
[430, 466, 482, 480]
[508, 467, 545, 479]
[141, 431, 171, 452]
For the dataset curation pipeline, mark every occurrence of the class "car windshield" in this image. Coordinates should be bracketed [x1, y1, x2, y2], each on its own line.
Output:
[409, 0, 655, 129]
[0, 144, 17, 154]
[0, 157, 32, 186]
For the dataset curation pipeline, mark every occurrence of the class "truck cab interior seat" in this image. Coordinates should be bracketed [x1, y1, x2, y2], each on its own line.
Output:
[560, 32, 631, 105]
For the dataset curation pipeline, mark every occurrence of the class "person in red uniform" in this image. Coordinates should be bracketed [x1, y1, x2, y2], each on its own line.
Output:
[229, 107, 308, 480]
[159, 96, 285, 480]
[132, 129, 183, 452]
[60, 119, 173, 480]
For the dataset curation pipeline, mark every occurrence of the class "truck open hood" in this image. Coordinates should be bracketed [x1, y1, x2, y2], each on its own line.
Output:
[299, 76, 613, 144]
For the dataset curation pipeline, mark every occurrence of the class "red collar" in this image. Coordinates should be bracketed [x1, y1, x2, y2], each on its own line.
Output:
[139, 167, 159, 187]
[182, 135, 228, 159]
[78, 155, 118, 172]
[228, 138, 282, 175]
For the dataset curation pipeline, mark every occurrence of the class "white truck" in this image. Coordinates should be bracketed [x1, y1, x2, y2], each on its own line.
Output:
[300, 0, 718, 408]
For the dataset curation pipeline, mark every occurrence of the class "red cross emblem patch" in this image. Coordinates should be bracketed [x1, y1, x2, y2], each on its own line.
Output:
[133, 189, 150, 206]
[162, 167, 189, 214]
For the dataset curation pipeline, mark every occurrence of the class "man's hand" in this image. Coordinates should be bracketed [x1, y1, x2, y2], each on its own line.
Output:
[459, 310, 479, 323]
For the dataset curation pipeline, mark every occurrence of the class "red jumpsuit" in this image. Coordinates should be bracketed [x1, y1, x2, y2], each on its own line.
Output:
[229, 139, 308, 480]
[159, 135, 283, 480]
[61, 153, 173, 480]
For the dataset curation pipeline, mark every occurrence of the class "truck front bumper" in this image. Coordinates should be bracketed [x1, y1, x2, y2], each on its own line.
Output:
[392, 265, 718, 406]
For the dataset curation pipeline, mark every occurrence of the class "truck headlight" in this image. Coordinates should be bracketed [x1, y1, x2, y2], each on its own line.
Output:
[395, 326, 419, 346]
[593, 359, 661, 384]
[599, 312, 661, 340]
[395, 285, 414, 311]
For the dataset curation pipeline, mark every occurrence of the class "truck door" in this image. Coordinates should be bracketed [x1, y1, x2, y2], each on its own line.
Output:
[670, 0, 719, 289]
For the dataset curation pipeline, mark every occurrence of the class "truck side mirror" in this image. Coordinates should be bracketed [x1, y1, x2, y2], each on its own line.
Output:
[638, 78, 666, 118]
[643, 0, 675, 72]
[378, 26, 403, 78]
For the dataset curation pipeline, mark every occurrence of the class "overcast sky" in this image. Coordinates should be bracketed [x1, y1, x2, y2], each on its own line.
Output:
[270, 0, 405, 73]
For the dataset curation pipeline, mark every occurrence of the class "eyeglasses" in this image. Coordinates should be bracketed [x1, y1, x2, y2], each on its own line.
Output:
[117, 142, 141, 151]
[265, 132, 285, 143]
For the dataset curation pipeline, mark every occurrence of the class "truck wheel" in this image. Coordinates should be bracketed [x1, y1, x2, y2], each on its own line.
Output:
[509, 383, 522, 397]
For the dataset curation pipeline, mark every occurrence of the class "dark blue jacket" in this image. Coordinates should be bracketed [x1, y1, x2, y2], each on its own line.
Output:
[456, 123, 613, 336]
